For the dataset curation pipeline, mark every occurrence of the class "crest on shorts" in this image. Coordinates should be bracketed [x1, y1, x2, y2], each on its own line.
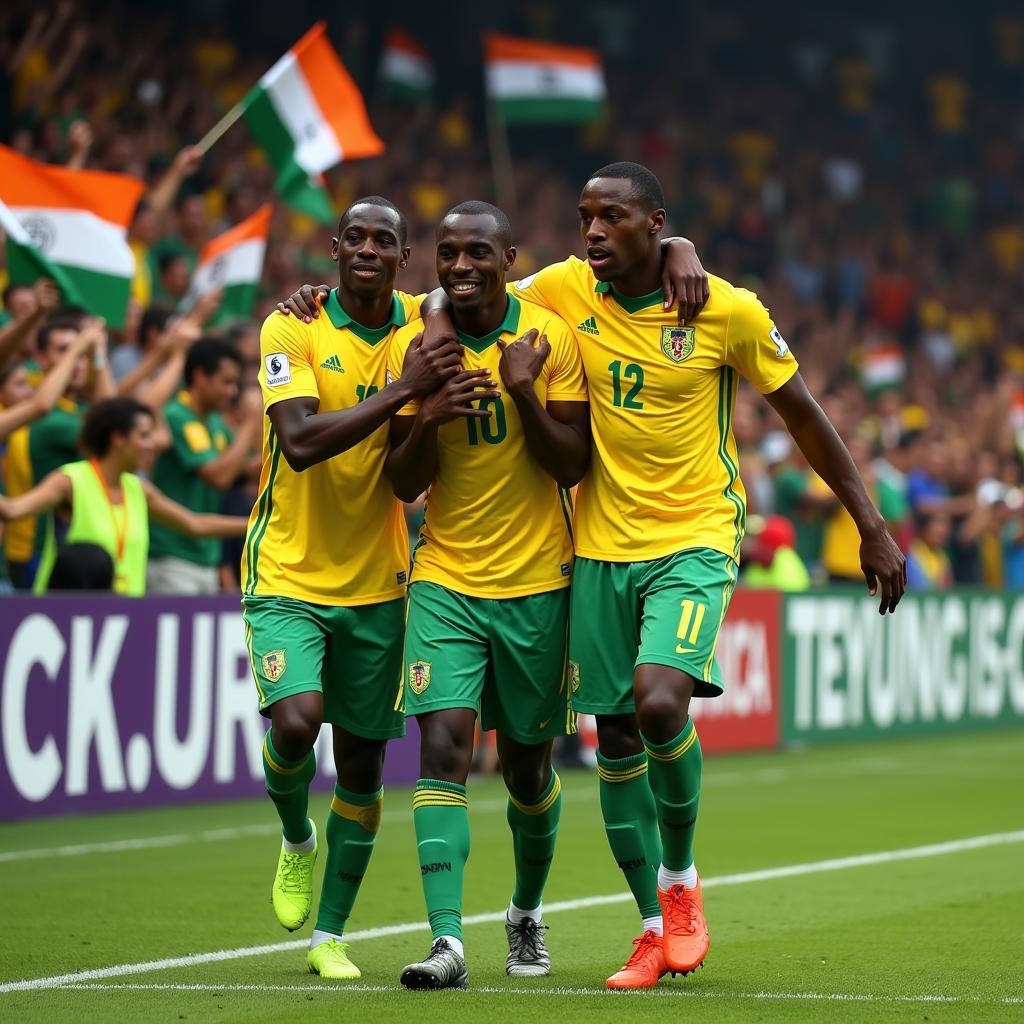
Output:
[262, 650, 287, 681]
[409, 660, 432, 695]
[661, 326, 695, 363]
[568, 660, 581, 693]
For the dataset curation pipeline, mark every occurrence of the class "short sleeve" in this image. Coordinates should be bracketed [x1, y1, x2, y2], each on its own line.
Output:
[167, 404, 219, 471]
[511, 258, 574, 314]
[543, 317, 588, 402]
[387, 322, 422, 416]
[726, 289, 799, 394]
[396, 291, 428, 324]
[258, 312, 320, 411]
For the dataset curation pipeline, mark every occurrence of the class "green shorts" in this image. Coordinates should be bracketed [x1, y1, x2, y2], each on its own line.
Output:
[569, 548, 737, 714]
[400, 581, 572, 743]
[242, 594, 405, 739]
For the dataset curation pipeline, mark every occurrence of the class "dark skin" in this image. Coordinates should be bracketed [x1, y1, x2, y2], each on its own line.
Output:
[267, 202, 462, 782]
[575, 175, 906, 755]
[388, 211, 590, 799]
[268, 204, 464, 474]
[386, 213, 590, 500]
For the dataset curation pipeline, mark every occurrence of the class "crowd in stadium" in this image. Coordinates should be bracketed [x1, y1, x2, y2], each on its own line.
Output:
[1, 2, 1023, 594]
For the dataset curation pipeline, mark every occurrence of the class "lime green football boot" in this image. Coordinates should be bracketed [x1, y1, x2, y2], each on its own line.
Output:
[307, 938, 361, 979]
[271, 821, 318, 931]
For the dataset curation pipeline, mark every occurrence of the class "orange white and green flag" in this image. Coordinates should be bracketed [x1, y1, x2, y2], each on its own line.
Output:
[0, 145, 143, 327]
[485, 34, 606, 123]
[243, 22, 384, 225]
[380, 29, 435, 103]
[187, 204, 271, 325]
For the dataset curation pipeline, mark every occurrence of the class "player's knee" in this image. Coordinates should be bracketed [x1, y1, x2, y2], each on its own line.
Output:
[335, 739, 386, 792]
[595, 715, 644, 759]
[502, 759, 548, 803]
[635, 688, 690, 742]
[272, 704, 321, 756]
[420, 722, 473, 781]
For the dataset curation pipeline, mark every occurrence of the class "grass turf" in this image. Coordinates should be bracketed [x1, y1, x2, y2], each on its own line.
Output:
[1, 730, 1022, 1023]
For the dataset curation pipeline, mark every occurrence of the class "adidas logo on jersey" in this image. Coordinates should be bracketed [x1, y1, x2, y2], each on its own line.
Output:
[577, 316, 600, 336]
[320, 354, 345, 373]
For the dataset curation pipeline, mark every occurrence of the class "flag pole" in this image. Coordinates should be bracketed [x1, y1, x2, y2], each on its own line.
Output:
[195, 96, 250, 155]
[486, 100, 517, 218]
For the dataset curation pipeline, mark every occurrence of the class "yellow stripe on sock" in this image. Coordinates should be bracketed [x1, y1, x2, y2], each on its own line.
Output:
[262, 735, 310, 776]
[412, 789, 468, 809]
[330, 795, 383, 834]
[412, 797, 468, 811]
[644, 726, 699, 764]
[509, 773, 562, 816]
[597, 763, 648, 784]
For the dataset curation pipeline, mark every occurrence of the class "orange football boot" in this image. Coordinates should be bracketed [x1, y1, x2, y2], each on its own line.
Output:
[658, 879, 710, 973]
[605, 930, 668, 990]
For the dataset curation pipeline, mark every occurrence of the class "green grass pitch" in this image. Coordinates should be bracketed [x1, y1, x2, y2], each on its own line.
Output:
[1, 730, 1022, 1023]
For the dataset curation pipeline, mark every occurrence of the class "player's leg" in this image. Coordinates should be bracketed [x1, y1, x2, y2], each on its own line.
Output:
[399, 582, 486, 990]
[570, 558, 667, 988]
[308, 599, 405, 979]
[243, 596, 327, 932]
[485, 587, 571, 976]
[496, 733, 558, 976]
[634, 547, 736, 974]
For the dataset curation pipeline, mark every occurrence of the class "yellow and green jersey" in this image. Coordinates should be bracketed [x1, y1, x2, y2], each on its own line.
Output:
[387, 294, 588, 599]
[515, 257, 798, 563]
[241, 288, 423, 606]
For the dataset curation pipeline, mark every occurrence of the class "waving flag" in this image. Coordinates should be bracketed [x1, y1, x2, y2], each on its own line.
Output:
[485, 34, 606, 123]
[243, 22, 384, 224]
[0, 145, 143, 327]
[380, 29, 435, 103]
[189, 205, 271, 324]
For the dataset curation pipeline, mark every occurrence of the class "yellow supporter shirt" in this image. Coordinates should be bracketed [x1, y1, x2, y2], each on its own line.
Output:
[387, 294, 588, 599]
[241, 288, 422, 606]
[515, 257, 798, 563]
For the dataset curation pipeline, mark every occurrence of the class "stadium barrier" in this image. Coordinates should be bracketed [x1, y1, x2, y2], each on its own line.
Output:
[1, 590, 1022, 821]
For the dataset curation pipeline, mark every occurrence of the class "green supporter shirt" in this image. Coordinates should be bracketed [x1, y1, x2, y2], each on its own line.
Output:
[774, 465, 826, 568]
[148, 392, 232, 566]
[28, 400, 85, 555]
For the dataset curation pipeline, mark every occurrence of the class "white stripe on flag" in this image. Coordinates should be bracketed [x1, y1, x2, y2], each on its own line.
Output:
[382, 50, 433, 89]
[259, 52, 342, 173]
[192, 239, 266, 295]
[4, 206, 134, 276]
[487, 62, 605, 101]
[0, 199, 32, 245]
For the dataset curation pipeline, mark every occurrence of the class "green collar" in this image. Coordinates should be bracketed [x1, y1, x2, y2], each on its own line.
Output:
[454, 294, 522, 353]
[324, 288, 406, 345]
[594, 280, 665, 314]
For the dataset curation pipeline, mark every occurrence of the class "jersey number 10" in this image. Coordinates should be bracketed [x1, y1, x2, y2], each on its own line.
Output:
[466, 396, 508, 445]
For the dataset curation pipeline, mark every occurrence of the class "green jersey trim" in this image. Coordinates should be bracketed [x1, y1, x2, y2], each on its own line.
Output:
[454, 294, 522, 353]
[717, 367, 746, 559]
[244, 428, 283, 595]
[594, 281, 665, 313]
[323, 289, 406, 345]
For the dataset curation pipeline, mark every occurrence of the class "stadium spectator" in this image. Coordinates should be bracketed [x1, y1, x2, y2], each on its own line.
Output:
[0, 396, 248, 595]
[905, 513, 955, 590]
[46, 540, 114, 591]
[146, 337, 261, 595]
[743, 515, 811, 591]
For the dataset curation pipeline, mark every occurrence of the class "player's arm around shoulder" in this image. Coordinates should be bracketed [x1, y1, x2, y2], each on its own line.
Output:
[510, 257, 578, 314]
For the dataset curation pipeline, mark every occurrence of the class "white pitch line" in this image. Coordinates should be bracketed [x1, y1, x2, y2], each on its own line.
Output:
[0, 756, 903, 865]
[55, 983, 1024, 1004]
[2, 828, 1022, 996]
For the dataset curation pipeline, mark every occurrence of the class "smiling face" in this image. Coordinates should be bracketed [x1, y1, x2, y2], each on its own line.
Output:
[436, 213, 515, 313]
[578, 177, 665, 283]
[114, 410, 158, 473]
[332, 204, 409, 299]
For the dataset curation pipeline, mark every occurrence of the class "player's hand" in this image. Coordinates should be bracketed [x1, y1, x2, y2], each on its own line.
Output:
[662, 238, 710, 326]
[421, 370, 500, 426]
[276, 284, 331, 322]
[497, 328, 550, 395]
[401, 331, 464, 397]
[33, 277, 61, 315]
[860, 524, 907, 615]
[420, 311, 462, 354]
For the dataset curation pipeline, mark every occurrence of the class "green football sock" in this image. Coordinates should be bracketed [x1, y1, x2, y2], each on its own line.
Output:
[506, 771, 562, 912]
[597, 750, 662, 918]
[413, 779, 470, 941]
[313, 784, 382, 936]
[262, 730, 315, 844]
[642, 718, 703, 872]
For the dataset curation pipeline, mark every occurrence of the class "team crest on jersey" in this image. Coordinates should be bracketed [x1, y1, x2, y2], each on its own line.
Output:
[409, 661, 432, 695]
[262, 650, 287, 681]
[568, 660, 581, 692]
[661, 326, 695, 363]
